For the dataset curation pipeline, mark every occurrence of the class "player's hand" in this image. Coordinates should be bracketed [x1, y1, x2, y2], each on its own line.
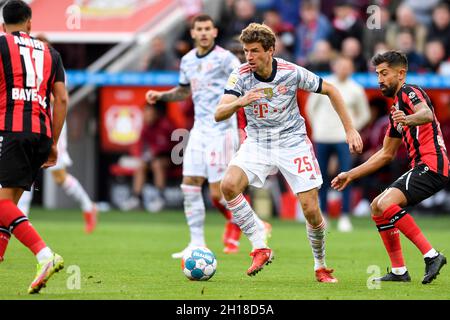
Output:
[392, 109, 408, 126]
[42, 144, 58, 169]
[145, 90, 162, 105]
[331, 172, 353, 191]
[345, 128, 363, 154]
[238, 88, 266, 107]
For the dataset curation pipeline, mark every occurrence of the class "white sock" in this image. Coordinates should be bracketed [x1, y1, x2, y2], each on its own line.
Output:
[18, 189, 34, 217]
[36, 247, 53, 263]
[226, 194, 267, 250]
[62, 174, 94, 212]
[392, 266, 407, 275]
[181, 184, 206, 247]
[424, 248, 439, 259]
[306, 219, 327, 271]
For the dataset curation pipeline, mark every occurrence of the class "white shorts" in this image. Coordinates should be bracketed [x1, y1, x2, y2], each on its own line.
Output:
[183, 128, 238, 183]
[229, 138, 322, 194]
[49, 124, 72, 171]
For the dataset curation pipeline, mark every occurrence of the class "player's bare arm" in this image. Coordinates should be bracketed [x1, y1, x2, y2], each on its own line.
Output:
[215, 89, 265, 122]
[392, 102, 433, 127]
[43, 81, 68, 169]
[146, 86, 191, 104]
[331, 136, 402, 191]
[320, 81, 363, 154]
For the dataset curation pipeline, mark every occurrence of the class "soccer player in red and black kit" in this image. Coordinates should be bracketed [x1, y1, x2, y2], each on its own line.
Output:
[332, 51, 448, 284]
[0, 0, 67, 293]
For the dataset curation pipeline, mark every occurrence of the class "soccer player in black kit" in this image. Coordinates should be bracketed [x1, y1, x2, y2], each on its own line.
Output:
[332, 51, 448, 284]
[0, 0, 67, 293]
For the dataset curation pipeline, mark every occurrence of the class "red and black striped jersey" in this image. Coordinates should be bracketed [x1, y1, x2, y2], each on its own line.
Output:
[0, 31, 65, 138]
[386, 83, 449, 177]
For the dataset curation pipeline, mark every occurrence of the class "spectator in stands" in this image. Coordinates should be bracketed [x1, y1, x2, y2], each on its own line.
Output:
[120, 102, 176, 212]
[341, 37, 368, 72]
[295, 0, 332, 66]
[304, 40, 335, 72]
[403, 0, 441, 26]
[386, 3, 427, 54]
[220, 0, 261, 45]
[427, 2, 450, 59]
[439, 58, 450, 75]
[225, 37, 246, 63]
[306, 56, 370, 232]
[394, 29, 425, 72]
[143, 36, 178, 71]
[270, 0, 301, 26]
[263, 9, 295, 54]
[274, 34, 294, 62]
[422, 40, 447, 73]
[328, 0, 364, 51]
[374, 42, 390, 55]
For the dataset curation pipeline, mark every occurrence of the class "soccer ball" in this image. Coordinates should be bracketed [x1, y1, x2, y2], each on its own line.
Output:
[181, 247, 217, 281]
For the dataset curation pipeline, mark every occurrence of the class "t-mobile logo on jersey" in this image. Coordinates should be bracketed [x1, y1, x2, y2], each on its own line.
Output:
[253, 103, 269, 119]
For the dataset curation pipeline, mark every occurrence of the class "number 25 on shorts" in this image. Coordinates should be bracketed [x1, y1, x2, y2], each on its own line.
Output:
[294, 156, 313, 173]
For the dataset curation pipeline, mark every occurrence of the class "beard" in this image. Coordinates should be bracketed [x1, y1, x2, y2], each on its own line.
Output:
[380, 84, 397, 98]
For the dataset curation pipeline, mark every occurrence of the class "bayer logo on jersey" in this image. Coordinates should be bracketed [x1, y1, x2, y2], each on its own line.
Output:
[181, 247, 217, 281]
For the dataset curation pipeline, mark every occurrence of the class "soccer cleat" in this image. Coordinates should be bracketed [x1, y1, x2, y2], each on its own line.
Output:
[172, 245, 196, 259]
[83, 204, 98, 234]
[315, 267, 338, 283]
[422, 253, 447, 284]
[373, 270, 411, 282]
[247, 248, 274, 276]
[28, 253, 64, 294]
[223, 222, 241, 254]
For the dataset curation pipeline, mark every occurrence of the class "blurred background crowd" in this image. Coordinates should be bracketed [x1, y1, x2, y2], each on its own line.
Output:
[9, 0, 449, 221]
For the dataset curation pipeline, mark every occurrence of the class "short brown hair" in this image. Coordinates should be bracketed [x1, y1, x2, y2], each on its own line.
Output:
[239, 23, 276, 51]
[371, 50, 408, 70]
[190, 14, 215, 29]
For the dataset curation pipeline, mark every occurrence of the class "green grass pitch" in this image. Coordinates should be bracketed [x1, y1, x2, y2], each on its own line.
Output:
[0, 208, 449, 300]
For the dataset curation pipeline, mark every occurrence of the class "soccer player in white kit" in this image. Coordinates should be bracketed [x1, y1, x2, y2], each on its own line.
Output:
[146, 15, 270, 257]
[215, 23, 363, 281]
[17, 35, 97, 234]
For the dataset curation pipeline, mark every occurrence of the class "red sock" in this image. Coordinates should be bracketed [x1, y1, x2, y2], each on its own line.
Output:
[211, 198, 233, 220]
[372, 215, 405, 267]
[382, 204, 432, 255]
[0, 199, 46, 255]
[0, 227, 11, 261]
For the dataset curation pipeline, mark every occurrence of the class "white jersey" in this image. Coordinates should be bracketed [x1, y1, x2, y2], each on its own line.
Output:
[179, 45, 241, 135]
[224, 58, 322, 147]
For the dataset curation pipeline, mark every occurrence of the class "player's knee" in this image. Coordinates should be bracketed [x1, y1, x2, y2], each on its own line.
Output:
[220, 178, 239, 200]
[301, 198, 320, 218]
[52, 170, 66, 185]
[370, 198, 383, 216]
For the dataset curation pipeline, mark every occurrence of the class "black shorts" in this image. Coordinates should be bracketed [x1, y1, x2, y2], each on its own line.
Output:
[0, 131, 52, 191]
[389, 163, 450, 206]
